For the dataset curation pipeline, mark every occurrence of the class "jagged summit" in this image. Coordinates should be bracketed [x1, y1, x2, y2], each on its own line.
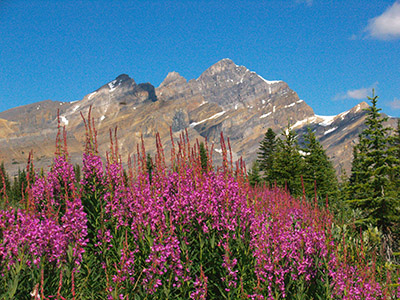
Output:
[197, 58, 282, 88]
[207, 58, 236, 71]
[115, 74, 131, 81]
[198, 58, 243, 80]
[159, 71, 187, 88]
[105, 74, 135, 92]
[350, 101, 369, 113]
[1, 60, 395, 179]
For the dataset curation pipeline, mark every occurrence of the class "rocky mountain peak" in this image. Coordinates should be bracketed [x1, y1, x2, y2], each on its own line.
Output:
[159, 71, 187, 88]
[204, 58, 236, 73]
[1, 60, 395, 179]
[349, 101, 369, 113]
[106, 74, 135, 92]
[115, 74, 134, 84]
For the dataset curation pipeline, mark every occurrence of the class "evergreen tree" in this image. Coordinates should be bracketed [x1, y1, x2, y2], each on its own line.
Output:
[0, 162, 11, 200]
[0, 163, 10, 189]
[199, 142, 208, 172]
[146, 153, 154, 185]
[257, 128, 277, 184]
[392, 119, 400, 159]
[248, 160, 261, 187]
[302, 127, 338, 200]
[388, 119, 400, 189]
[270, 125, 304, 196]
[347, 92, 399, 235]
[74, 164, 81, 183]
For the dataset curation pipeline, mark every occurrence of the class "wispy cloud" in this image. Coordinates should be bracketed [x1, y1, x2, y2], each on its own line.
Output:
[295, 0, 313, 6]
[388, 98, 400, 109]
[365, 1, 400, 40]
[334, 83, 377, 101]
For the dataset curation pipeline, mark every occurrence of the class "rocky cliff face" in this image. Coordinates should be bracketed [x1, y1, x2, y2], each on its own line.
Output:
[0, 59, 396, 177]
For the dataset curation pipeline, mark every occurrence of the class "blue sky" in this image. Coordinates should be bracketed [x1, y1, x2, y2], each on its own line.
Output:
[1, 0, 399, 117]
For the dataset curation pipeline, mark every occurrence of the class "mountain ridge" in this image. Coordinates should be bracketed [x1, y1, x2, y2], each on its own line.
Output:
[0, 59, 396, 177]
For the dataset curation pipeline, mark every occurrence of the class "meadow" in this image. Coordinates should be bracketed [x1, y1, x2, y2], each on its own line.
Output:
[0, 113, 399, 299]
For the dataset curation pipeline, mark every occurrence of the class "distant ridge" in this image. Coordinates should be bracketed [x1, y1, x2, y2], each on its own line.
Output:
[0, 59, 397, 177]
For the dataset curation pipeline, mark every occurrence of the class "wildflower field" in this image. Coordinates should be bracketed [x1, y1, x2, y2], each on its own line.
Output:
[0, 114, 399, 299]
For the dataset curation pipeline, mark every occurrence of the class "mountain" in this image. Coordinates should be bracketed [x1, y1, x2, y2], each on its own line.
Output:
[0, 59, 396, 177]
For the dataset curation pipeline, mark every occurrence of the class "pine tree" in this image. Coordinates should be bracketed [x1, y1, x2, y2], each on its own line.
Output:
[347, 92, 399, 235]
[388, 119, 400, 189]
[248, 160, 262, 187]
[74, 164, 81, 183]
[270, 125, 304, 196]
[199, 142, 208, 172]
[393, 119, 400, 159]
[146, 153, 154, 185]
[257, 128, 277, 184]
[0, 162, 11, 200]
[302, 127, 338, 200]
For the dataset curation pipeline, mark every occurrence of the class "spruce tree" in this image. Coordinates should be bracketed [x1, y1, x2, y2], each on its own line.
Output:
[0, 163, 10, 189]
[248, 160, 262, 187]
[347, 92, 399, 235]
[74, 163, 81, 183]
[388, 119, 400, 190]
[270, 124, 304, 196]
[199, 142, 208, 172]
[0, 162, 10, 201]
[302, 127, 338, 200]
[146, 153, 154, 185]
[257, 128, 277, 184]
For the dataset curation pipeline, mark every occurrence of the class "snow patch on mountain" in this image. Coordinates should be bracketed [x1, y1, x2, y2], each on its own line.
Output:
[316, 115, 336, 127]
[284, 102, 296, 108]
[60, 115, 69, 125]
[260, 112, 272, 119]
[108, 80, 121, 92]
[292, 116, 317, 128]
[88, 91, 97, 100]
[324, 127, 338, 135]
[257, 74, 281, 85]
[189, 111, 226, 127]
[338, 110, 350, 120]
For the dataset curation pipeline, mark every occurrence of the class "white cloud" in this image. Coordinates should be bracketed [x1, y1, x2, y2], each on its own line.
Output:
[346, 88, 370, 99]
[365, 1, 400, 40]
[388, 98, 400, 109]
[334, 83, 377, 101]
[296, 0, 313, 6]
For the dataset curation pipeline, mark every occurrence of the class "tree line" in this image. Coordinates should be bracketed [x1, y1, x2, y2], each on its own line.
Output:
[0, 163, 82, 205]
[249, 124, 338, 201]
[251, 91, 400, 259]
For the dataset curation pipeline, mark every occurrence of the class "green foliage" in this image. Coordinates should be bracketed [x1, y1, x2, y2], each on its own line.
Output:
[269, 124, 304, 196]
[347, 91, 400, 236]
[256, 125, 339, 200]
[0, 165, 30, 208]
[248, 160, 261, 187]
[146, 153, 154, 184]
[388, 119, 400, 189]
[257, 128, 277, 184]
[199, 142, 208, 172]
[74, 163, 81, 184]
[0, 162, 10, 190]
[10, 169, 28, 205]
[301, 127, 338, 200]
